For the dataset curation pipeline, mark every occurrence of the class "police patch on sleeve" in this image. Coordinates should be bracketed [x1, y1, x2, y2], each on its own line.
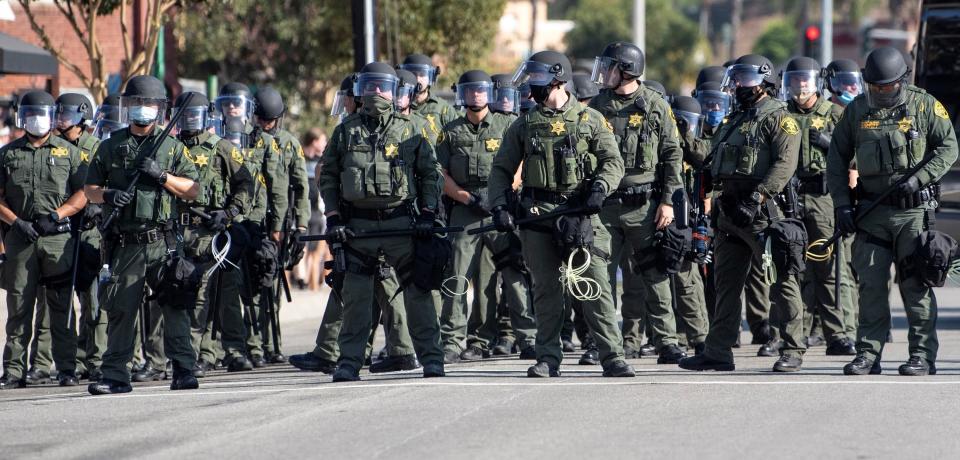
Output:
[80, 151, 90, 163]
[779, 117, 800, 135]
[602, 118, 614, 133]
[935, 100, 950, 120]
[231, 148, 244, 165]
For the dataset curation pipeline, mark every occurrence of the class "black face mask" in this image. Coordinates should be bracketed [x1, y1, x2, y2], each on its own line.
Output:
[530, 84, 553, 104]
[468, 105, 486, 113]
[735, 86, 764, 108]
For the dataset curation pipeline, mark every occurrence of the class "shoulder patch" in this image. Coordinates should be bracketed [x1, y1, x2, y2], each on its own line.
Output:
[935, 100, 950, 120]
[183, 147, 194, 162]
[271, 139, 280, 153]
[231, 147, 244, 165]
[80, 151, 90, 163]
[779, 117, 800, 135]
[297, 145, 305, 158]
[51, 147, 69, 158]
[580, 111, 589, 122]
[603, 118, 614, 133]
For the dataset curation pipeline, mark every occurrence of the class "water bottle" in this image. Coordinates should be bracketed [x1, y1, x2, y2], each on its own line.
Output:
[693, 222, 709, 256]
[98, 264, 111, 284]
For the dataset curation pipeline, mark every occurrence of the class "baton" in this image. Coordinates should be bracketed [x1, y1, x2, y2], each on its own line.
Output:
[298, 225, 464, 242]
[467, 206, 588, 235]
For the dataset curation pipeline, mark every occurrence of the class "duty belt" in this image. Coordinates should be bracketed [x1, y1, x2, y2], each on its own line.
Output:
[862, 183, 941, 208]
[798, 174, 828, 195]
[605, 183, 659, 206]
[117, 228, 166, 247]
[521, 187, 573, 205]
[345, 204, 410, 221]
[179, 212, 205, 228]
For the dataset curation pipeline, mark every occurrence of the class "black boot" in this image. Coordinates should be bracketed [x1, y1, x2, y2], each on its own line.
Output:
[227, 356, 255, 372]
[751, 320, 772, 344]
[757, 339, 783, 357]
[527, 361, 560, 377]
[422, 362, 445, 378]
[0, 375, 26, 390]
[639, 342, 657, 357]
[492, 338, 514, 356]
[602, 359, 636, 377]
[772, 355, 802, 372]
[843, 355, 881, 375]
[289, 353, 336, 373]
[369, 354, 420, 373]
[678, 354, 735, 371]
[459, 346, 489, 361]
[898, 356, 936, 376]
[132, 367, 166, 382]
[58, 370, 79, 386]
[443, 350, 461, 364]
[332, 365, 360, 382]
[24, 368, 51, 385]
[578, 348, 599, 365]
[825, 338, 857, 356]
[657, 344, 688, 364]
[88, 379, 133, 395]
[170, 372, 199, 390]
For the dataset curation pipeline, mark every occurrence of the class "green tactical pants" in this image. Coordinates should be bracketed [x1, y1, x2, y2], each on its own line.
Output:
[601, 200, 678, 350]
[2, 232, 77, 380]
[242, 225, 283, 359]
[705, 217, 806, 363]
[440, 204, 535, 353]
[744, 257, 772, 337]
[142, 299, 166, 371]
[840, 234, 859, 336]
[76, 228, 106, 374]
[799, 192, 848, 342]
[674, 260, 709, 346]
[183, 228, 247, 365]
[29, 293, 52, 372]
[853, 206, 938, 362]
[521, 201, 625, 368]
[336, 215, 443, 372]
[99, 238, 195, 383]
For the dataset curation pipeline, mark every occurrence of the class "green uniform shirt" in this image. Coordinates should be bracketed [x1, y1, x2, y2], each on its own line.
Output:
[589, 85, 684, 193]
[437, 111, 514, 192]
[411, 92, 457, 145]
[709, 96, 801, 197]
[786, 96, 841, 178]
[488, 95, 624, 208]
[274, 128, 311, 228]
[319, 110, 442, 213]
[0, 134, 86, 219]
[827, 85, 959, 208]
[177, 131, 253, 217]
[241, 128, 288, 232]
[85, 127, 197, 232]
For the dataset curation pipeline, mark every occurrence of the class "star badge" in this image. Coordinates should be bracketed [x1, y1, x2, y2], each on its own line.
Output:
[811, 117, 825, 130]
[484, 138, 501, 151]
[385, 143, 399, 158]
[195, 153, 209, 167]
[628, 113, 643, 128]
[192, 216, 202, 226]
[550, 120, 566, 135]
[897, 117, 913, 133]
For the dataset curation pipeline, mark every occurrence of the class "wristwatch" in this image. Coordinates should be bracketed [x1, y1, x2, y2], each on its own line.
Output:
[749, 191, 762, 204]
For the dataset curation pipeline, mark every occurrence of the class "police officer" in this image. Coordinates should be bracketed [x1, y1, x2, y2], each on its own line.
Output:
[825, 58, 864, 342]
[572, 73, 600, 104]
[400, 54, 456, 145]
[588, 41, 687, 363]
[83, 76, 201, 394]
[253, 85, 311, 363]
[678, 54, 805, 372]
[779, 56, 856, 356]
[487, 50, 634, 378]
[0, 91, 86, 390]
[437, 70, 536, 362]
[828, 47, 958, 376]
[671, 95, 711, 353]
[216, 82, 288, 368]
[171, 92, 255, 374]
[490, 74, 520, 118]
[93, 94, 127, 140]
[318, 62, 445, 381]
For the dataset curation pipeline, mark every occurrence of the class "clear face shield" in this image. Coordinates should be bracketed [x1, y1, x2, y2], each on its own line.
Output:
[176, 106, 208, 134]
[399, 64, 437, 90]
[511, 61, 555, 88]
[780, 70, 823, 103]
[215, 95, 255, 127]
[353, 73, 398, 101]
[395, 83, 415, 111]
[696, 90, 731, 127]
[93, 119, 127, 140]
[721, 64, 767, 92]
[120, 96, 166, 126]
[17, 105, 55, 137]
[330, 89, 348, 117]
[491, 86, 519, 114]
[828, 71, 863, 105]
[674, 109, 703, 138]
[55, 105, 86, 131]
[455, 81, 493, 111]
[220, 116, 248, 148]
[590, 56, 622, 88]
[864, 77, 908, 109]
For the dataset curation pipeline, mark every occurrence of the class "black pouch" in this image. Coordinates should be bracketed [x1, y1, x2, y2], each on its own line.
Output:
[655, 223, 692, 275]
[146, 256, 202, 309]
[74, 241, 102, 293]
[552, 215, 594, 254]
[413, 234, 453, 291]
[223, 224, 251, 269]
[766, 218, 808, 276]
[905, 230, 958, 288]
[252, 239, 279, 289]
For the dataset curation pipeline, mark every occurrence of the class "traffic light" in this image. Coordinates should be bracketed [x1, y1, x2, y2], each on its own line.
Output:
[804, 25, 821, 58]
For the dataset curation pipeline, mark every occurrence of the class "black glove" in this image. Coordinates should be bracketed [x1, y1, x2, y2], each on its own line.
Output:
[138, 157, 167, 184]
[34, 212, 67, 236]
[415, 210, 436, 239]
[810, 130, 832, 150]
[492, 206, 515, 232]
[103, 189, 133, 208]
[731, 193, 761, 227]
[897, 176, 921, 196]
[466, 192, 489, 216]
[13, 218, 39, 243]
[287, 228, 306, 268]
[324, 214, 353, 243]
[81, 204, 102, 230]
[205, 209, 230, 232]
[836, 205, 857, 235]
[583, 181, 607, 214]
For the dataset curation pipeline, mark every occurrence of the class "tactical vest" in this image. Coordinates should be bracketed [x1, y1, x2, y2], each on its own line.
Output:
[446, 115, 506, 190]
[77, 133, 100, 162]
[338, 114, 418, 208]
[106, 133, 180, 225]
[182, 134, 229, 209]
[604, 91, 663, 184]
[852, 90, 930, 180]
[710, 99, 784, 181]
[794, 99, 836, 176]
[521, 107, 596, 193]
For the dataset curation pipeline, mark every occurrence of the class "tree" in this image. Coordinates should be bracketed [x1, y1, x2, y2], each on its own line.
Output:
[17, 0, 180, 102]
[753, 19, 797, 66]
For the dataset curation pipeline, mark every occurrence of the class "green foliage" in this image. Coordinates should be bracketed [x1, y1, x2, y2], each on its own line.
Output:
[753, 19, 798, 66]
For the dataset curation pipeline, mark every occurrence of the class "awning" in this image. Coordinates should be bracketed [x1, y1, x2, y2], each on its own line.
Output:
[0, 32, 58, 75]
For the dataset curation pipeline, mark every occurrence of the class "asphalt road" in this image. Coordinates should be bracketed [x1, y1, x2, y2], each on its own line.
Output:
[2, 288, 960, 459]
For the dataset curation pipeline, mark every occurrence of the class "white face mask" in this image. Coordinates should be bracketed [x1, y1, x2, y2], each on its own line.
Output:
[24, 115, 51, 137]
[128, 105, 159, 125]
